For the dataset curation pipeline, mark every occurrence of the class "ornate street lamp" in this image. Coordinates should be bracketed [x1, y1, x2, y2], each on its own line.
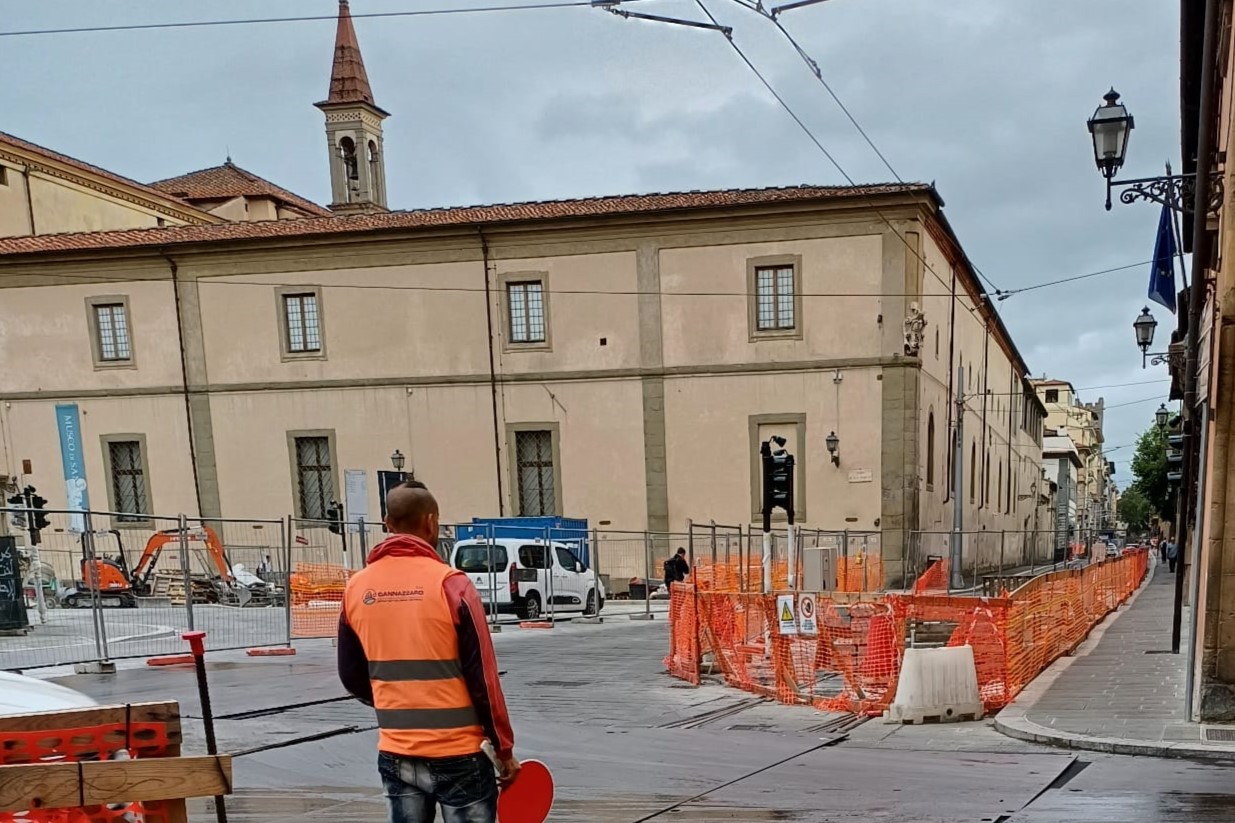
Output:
[1133, 307, 1179, 369]
[1155, 403, 1170, 429]
[1088, 89, 1134, 210]
[390, 449, 405, 471]
[825, 431, 840, 466]
[1088, 89, 1223, 215]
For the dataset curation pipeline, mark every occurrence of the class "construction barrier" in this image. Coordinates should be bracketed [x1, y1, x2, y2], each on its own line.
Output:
[289, 562, 352, 638]
[0, 701, 230, 823]
[668, 548, 1148, 717]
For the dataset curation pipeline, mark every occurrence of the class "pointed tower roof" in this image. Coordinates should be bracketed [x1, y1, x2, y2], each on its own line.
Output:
[317, 0, 388, 114]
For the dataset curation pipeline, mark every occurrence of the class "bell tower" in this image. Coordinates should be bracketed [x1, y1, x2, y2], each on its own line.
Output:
[316, 0, 389, 213]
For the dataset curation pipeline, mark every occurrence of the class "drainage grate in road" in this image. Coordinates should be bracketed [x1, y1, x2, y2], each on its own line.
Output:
[726, 724, 774, 732]
[1203, 726, 1235, 742]
[1143, 650, 1175, 655]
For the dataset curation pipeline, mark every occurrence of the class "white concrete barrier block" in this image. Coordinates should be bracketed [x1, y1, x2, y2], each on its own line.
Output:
[884, 645, 984, 724]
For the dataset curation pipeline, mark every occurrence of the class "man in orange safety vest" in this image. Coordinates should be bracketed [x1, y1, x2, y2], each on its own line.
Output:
[339, 480, 518, 823]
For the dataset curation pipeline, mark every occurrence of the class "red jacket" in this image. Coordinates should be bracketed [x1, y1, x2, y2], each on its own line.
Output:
[337, 534, 515, 760]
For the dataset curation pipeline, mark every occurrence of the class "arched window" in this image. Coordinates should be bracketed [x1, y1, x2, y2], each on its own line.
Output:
[339, 136, 359, 182]
[970, 442, 976, 502]
[926, 412, 936, 488]
[367, 140, 381, 201]
[985, 453, 991, 505]
[997, 462, 1002, 512]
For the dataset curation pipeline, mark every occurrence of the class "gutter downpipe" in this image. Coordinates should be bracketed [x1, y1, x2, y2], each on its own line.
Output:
[162, 251, 204, 517]
[1175, 0, 1220, 659]
[478, 228, 505, 515]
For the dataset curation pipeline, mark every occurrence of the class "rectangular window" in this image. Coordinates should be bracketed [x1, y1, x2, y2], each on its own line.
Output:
[515, 429, 555, 516]
[507, 281, 546, 344]
[93, 302, 132, 363]
[294, 435, 333, 520]
[755, 265, 795, 331]
[0, 166, 8, 186]
[107, 439, 148, 522]
[1044, 389, 1059, 404]
[283, 292, 322, 353]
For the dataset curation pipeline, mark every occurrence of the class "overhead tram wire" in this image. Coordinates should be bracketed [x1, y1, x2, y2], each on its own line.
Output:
[10, 260, 1164, 299]
[686, 0, 992, 332]
[722, 0, 1009, 296]
[0, 1, 635, 38]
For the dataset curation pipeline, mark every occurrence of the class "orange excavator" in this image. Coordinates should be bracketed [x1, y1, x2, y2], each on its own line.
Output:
[63, 526, 245, 609]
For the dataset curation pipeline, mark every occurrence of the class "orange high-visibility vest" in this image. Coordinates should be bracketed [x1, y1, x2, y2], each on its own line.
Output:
[343, 556, 486, 758]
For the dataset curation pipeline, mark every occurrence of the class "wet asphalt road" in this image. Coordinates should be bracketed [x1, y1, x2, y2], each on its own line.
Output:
[53, 616, 1235, 822]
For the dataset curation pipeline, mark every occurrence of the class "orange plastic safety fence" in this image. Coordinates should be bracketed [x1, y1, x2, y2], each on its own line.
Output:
[836, 554, 885, 593]
[290, 562, 353, 638]
[672, 549, 1149, 717]
[0, 720, 175, 823]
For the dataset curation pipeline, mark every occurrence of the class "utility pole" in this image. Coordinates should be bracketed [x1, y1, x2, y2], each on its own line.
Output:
[951, 366, 965, 591]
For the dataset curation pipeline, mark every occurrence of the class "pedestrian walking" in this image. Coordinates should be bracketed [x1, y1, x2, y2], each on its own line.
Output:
[338, 479, 518, 823]
[663, 547, 690, 588]
[1167, 540, 1180, 573]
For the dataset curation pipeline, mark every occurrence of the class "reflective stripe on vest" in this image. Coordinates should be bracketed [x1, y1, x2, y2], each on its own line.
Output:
[344, 556, 486, 758]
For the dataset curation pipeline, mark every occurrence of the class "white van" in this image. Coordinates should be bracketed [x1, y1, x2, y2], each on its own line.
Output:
[450, 538, 605, 620]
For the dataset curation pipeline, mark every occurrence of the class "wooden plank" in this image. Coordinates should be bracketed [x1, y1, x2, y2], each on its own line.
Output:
[0, 701, 181, 745]
[0, 755, 231, 812]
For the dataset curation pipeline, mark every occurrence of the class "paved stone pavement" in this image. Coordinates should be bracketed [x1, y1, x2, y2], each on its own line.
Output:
[996, 557, 1235, 757]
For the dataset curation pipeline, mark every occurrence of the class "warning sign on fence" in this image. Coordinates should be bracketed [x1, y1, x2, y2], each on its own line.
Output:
[799, 593, 818, 635]
[777, 594, 797, 635]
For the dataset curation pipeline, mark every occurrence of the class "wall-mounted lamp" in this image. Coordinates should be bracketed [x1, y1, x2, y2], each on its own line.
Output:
[390, 449, 406, 471]
[825, 431, 840, 466]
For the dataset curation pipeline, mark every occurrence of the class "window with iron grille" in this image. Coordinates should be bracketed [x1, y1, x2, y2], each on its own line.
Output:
[283, 292, 322, 353]
[515, 430, 555, 516]
[295, 436, 333, 519]
[754, 265, 796, 331]
[108, 440, 148, 521]
[94, 303, 132, 362]
[507, 281, 546, 344]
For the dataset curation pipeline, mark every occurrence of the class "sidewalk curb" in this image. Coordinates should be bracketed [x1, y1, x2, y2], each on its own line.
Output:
[993, 559, 1235, 761]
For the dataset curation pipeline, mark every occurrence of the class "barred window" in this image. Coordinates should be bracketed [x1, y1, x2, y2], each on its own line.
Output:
[515, 430, 555, 516]
[108, 440, 148, 522]
[94, 303, 132, 362]
[283, 293, 322, 353]
[295, 436, 333, 520]
[507, 281, 546, 344]
[755, 265, 795, 331]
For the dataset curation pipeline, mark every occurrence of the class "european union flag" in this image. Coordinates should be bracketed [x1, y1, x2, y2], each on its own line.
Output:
[1148, 203, 1177, 314]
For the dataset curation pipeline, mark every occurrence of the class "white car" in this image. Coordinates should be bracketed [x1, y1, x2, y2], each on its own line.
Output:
[0, 671, 96, 716]
[450, 538, 605, 620]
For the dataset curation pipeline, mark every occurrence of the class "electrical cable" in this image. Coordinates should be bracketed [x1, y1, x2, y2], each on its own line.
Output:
[0, 2, 629, 38]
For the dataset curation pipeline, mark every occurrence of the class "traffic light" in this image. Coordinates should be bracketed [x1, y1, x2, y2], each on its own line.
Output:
[326, 501, 343, 535]
[27, 490, 49, 531]
[760, 436, 795, 528]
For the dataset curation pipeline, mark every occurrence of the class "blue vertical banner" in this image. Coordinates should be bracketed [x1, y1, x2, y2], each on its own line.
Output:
[54, 403, 90, 533]
[1147, 203, 1178, 314]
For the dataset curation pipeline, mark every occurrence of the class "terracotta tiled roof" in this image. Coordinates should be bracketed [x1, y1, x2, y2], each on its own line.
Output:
[0, 131, 216, 220]
[0, 183, 932, 256]
[149, 162, 332, 217]
[317, 0, 383, 112]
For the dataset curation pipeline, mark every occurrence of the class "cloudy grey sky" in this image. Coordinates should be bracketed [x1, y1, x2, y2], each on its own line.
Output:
[3, 0, 1181, 485]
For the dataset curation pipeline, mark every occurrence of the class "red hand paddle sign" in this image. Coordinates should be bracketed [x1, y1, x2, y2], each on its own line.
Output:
[497, 759, 554, 823]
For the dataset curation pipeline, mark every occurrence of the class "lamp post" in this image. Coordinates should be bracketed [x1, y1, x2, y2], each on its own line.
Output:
[1156, 403, 1170, 429]
[1133, 307, 1184, 369]
[1087, 90, 1222, 215]
[825, 431, 840, 466]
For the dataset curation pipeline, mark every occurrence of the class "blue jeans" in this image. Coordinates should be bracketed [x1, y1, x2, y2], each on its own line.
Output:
[378, 751, 497, 823]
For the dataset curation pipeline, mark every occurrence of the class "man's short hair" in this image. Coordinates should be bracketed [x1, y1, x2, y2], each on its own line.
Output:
[676, 547, 686, 556]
